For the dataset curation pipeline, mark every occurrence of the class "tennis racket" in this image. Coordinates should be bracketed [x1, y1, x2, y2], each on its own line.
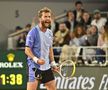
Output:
[57, 60, 76, 79]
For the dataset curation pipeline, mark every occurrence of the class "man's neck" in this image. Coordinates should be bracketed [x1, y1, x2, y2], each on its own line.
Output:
[38, 23, 47, 32]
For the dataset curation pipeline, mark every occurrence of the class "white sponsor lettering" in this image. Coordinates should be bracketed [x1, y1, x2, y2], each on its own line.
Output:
[99, 74, 108, 90]
[40, 75, 95, 89]
[88, 77, 95, 89]
[0, 62, 23, 68]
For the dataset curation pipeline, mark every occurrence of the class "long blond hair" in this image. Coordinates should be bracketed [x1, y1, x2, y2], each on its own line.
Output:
[102, 25, 108, 44]
[100, 25, 108, 52]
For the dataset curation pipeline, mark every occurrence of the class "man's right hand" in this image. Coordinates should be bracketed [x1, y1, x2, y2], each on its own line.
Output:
[33, 57, 45, 65]
[37, 59, 45, 65]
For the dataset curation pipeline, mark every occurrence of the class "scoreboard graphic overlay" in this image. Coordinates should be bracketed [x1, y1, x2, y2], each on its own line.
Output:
[0, 50, 27, 90]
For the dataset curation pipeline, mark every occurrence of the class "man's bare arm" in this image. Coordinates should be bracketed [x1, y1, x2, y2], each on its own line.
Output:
[25, 47, 45, 65]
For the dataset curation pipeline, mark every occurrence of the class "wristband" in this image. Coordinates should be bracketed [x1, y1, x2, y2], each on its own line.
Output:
[33, 57, 39, 63]
[51, 61, 58, 67]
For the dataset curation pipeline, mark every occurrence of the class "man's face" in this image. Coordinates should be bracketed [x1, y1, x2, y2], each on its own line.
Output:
[39, 12, 52, 28]
[76, 4, 82, 11]
[83, 12, 90, 20]
[68, 12, 74, 20]
[94, 13, 101, 20]
[59, 23, 66, 32]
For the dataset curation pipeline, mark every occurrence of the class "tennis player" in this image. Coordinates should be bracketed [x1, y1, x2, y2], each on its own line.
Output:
[25, 7, 58, 90]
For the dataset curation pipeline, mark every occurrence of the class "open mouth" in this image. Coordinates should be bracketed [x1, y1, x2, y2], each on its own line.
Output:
[45, 20, 51, 23]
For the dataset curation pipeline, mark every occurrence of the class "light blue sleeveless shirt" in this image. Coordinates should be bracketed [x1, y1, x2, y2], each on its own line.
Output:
[26, 25, 53, 71]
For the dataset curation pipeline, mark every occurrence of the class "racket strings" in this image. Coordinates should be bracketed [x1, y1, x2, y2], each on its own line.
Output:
[61, 61, 74, 78]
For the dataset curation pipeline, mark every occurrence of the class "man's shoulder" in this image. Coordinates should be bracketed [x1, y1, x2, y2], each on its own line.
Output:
[31, 25, 39, 31]
[27, 26, 39, 37]
[100, 17, 107, 22]
[29, 25, 39, 33]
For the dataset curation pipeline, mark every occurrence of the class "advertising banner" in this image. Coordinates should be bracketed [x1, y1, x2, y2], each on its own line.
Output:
[40, 67, 108, 90]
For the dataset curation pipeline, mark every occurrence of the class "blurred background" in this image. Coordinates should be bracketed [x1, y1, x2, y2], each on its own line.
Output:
[0, 0, 108, 49]
[0, 0, 108, 90]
